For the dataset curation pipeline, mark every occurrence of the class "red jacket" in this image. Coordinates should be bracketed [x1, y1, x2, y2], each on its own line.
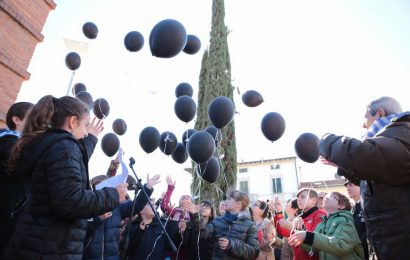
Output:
[294, 207, 327, 260]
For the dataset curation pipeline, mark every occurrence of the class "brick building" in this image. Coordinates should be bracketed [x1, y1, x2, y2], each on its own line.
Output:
[0, 0, 56, 128]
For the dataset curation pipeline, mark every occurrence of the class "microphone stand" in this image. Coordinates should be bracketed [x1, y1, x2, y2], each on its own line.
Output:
[128, 157, 177, 252]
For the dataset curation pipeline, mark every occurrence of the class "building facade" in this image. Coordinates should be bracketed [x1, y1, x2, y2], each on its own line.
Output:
[236, 157, 300, 202]
[0, 0, 56, 127]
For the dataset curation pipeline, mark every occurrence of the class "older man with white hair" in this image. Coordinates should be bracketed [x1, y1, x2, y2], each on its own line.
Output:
[319, 96, 409, 259]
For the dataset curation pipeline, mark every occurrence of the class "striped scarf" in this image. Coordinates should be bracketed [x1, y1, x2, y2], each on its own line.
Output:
[364, 114, 396, 138]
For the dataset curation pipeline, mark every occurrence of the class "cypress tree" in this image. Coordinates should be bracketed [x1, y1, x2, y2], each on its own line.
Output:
[191, 0, 237, 211]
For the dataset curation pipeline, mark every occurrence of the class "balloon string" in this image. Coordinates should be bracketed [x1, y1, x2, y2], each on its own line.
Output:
[321, 180, 330, 193]
[290, 182, 313, 235]
[213, 183, 225, 196]
[97, 100, 107, 119]
[65, 70, 75, 96]
[163, 132, 173, 154]
[145, 207, 176, 260]
[196, 174, 202, 260]
[193, 163, 202, 197]
[184, 131, 189, 146]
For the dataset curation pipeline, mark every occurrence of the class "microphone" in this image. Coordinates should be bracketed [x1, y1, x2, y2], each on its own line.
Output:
[129, 157, 136, 166]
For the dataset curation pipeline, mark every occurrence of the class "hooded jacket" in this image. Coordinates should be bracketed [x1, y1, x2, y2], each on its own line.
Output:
[319, 112, 410, 259]
[303, 210, 364, 260]
[5, 129, 119, 260]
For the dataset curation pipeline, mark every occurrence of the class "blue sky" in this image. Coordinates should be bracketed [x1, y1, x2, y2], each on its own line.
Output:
[18, 0, 410, 198]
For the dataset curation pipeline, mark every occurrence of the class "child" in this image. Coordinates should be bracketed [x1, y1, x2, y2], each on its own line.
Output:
[83, 174, 160, 260]
[181, 190, 259, 260]
[280, 188, 327, 260]
[0, 102, 33, 257]
[5, 96, 128, 259]
[252, 200, 276, 260]
[288, 192, 364, 259]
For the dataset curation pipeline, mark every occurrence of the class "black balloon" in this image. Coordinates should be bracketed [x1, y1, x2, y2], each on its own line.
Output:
[101, 133, 120, 157]
[124, 31, 144, 52]
[182, 128, 197, 147]
[183, 34, 201, 55]
[174, 96, 196, 123]
[72, 82, 86, 95]
[93, 98, 110, 119]
[204, 125, 222, 146]
[112, 118, 127, 136]
[159, 131, 178, 155]
[149, 19, 187, 58]
[175, 82, 193, 97]
[196, 157, 220, 184]
[187, 131, 215, 164]
[208, 96, 235, 129]
[75, 91, 93, 110]
[171, 143, 188, 164]
[261, 112, 286, 142]
[82, 22, 98, 39]
[295, 133, 320, 163]
[139, 126, 160, 154]
[65, 52, 81, 71]
[242, 90, 264, 107]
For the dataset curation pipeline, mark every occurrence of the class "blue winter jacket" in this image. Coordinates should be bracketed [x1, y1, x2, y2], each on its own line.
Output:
[83, 184, 153, 260]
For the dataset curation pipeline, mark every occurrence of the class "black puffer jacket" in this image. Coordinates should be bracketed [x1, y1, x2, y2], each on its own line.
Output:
[0, 130, 26, 257]
[5, 129, 120, 260]
[319, 112, 410, 260]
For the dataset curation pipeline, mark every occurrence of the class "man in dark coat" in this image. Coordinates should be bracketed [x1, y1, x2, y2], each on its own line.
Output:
[319, 96, 410, 259]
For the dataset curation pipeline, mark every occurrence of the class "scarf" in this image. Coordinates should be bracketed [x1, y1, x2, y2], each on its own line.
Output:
[364, 114, 396, 138]
[0, 128, 20, 138]
[223, 212, 238, 224]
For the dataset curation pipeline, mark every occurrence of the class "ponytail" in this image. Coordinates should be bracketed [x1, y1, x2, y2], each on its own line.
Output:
[8, 95, 88, 173]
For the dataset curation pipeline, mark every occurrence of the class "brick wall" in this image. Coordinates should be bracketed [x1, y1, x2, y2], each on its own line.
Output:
[0, 0, 56, 128]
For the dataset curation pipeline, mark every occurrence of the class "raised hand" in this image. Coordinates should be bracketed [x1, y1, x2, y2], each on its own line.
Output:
[87, 117, 104, 137]
[166, 175, 176, 187]
[289, 216, 305, 231]
[319, 156, 338, 167]
[147, 174, 161, 189]
[115, 183, 128, 202]
[279, 219, 293, 231]
[180, 200, 198, 214]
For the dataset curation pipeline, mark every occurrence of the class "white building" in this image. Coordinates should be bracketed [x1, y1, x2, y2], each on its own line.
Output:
[236, 157, 299, 202]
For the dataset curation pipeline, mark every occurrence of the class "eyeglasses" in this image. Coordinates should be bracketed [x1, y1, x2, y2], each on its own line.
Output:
[200, 204, 211, 209]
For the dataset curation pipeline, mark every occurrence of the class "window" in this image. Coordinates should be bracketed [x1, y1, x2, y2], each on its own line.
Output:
[239, 181, 249, 194]
[239, 168, 248, 173]
[271, 164, 280, 170]
[272, 178, 282, 193]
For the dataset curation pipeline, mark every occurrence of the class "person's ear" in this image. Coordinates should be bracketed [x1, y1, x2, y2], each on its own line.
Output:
[68, 116, 77, 130]
[338, 203, 346, 210]
[12, 116, 23, 130]
[377, 108, 386, 118]
[235, 200, 242, 210]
